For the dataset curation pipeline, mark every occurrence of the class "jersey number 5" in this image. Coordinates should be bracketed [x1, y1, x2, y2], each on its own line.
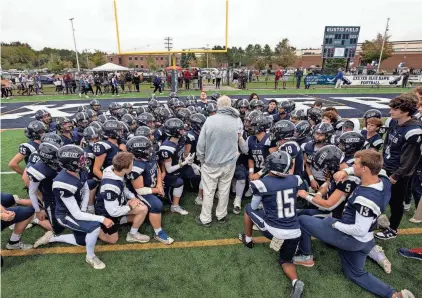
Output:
[276, 189, 295, 218]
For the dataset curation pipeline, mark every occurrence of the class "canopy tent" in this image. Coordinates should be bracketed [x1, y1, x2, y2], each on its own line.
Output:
[92, 63, 129, 72]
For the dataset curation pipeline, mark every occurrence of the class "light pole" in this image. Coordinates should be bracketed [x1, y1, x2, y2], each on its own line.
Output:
[377, 17, 390, 74]
[69, 18, 81, 72]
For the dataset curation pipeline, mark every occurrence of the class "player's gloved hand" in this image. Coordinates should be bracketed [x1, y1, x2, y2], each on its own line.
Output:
[182, 153, 195, 166]
[191, 163, 201, 175]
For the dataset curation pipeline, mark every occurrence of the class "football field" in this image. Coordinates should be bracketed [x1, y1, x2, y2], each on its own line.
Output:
[1, 91, 422, 298]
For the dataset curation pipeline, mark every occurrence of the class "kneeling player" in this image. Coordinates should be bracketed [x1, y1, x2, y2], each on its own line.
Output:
[126, 136, 174, 245]
[95, 152, 150, 244]
[52, 145, 113, 269]
[239, 151, 305, 298]
[294, 150, 415, 298]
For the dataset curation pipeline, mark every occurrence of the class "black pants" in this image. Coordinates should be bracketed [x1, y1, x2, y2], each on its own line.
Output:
[80, 87, 87, 95]
[185, 79, 190, 90]
[135, 83, 140, 92]
[296, 77, 302, 88]
[153, 84, 162, 93]
[386, 170, 411, 230]
[216, 78, 221, 88]
[95, 85, 103, 95]
[401, 78, 408, 88]
[87, 85, 94, 94]
[111, 85, 118, 95]
[1, 88, 7, 98]
[65, 82, 73, 94]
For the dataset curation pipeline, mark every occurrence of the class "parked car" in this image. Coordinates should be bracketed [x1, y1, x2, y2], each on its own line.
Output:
[39, 75, 55, 85]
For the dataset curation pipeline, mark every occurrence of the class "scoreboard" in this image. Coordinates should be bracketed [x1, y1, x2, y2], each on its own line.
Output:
[322, 26, 360, 59]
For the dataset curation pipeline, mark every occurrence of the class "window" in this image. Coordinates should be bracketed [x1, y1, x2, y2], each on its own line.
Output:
[129, 56, 132, 60]
[141, 65, 144, 68]
[110, 57, 113, 61]
[156, 57, 159, 60]
[118, 57, 122, 65]
[341, 40, 345, 45]
[135, 65, 139, 68]
[161, 64, 164, 67]
[160, 57, 163, 60]
[135, 57, 138, 60]
[140, 57, 143, 60]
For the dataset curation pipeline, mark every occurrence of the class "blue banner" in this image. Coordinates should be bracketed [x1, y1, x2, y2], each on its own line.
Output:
[304, 74, 336, 85]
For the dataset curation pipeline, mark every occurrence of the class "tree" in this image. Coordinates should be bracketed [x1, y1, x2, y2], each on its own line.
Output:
[128, 62, 135, 69]
[361, 33, 393, 64]
[273, 38, 296, 68]
[323, 58, 346, 75]
[90, 50, 106, 66]
[262, 44, 273, 68]
[146, 56, 158, 71]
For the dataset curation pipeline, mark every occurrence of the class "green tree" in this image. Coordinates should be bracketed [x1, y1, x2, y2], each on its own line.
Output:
[361, 33, 393, 64]
[262, 44, 273, 67]
[323, 58, 346, 75]
[146, 56, 158, 71]
[128, 62, 135, 68]
[273, 38, 296, 68]
[90, 50, 106, 66]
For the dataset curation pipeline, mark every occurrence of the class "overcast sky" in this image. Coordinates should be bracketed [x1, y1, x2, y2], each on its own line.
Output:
[1, 0, 421, 53]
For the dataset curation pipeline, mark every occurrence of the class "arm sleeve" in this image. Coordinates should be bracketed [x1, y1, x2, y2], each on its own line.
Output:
[61, 195, 105, 223]
[333, 211, 374, 237]
[80, 182, 90, 212]
[250, 195, 262, 210]
[104, 191, 131, 217]
[196, 123, 206, 163]
[28, 181, 41, 212]
[392, 142, 422, 181]
[238, 136, 249, 155]
[123, 186, 136, 200]
[164, 161, 182, 174]
[344, 167, 354, 176]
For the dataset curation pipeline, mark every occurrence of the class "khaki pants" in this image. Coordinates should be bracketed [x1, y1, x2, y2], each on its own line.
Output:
[335, 79, 342, 88]
[199, 162, 236, 224]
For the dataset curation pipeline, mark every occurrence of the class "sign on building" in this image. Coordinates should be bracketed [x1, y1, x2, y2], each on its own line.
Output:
[322, 26, 360, 59]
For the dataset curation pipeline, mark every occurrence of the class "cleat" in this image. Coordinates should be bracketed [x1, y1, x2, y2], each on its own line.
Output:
[289, 280, 305, 298]
[154, 230, 175, 245]
[33, 231, 53, 248]
[368, 245, 391, 273]
[293, 255, 314, 267]
[238, 233, 254, 248]
[375, 227, 397, 240]
[126, 232, 150, 243]
[85, 256, 106, 269]
[6, 241, 33, 250]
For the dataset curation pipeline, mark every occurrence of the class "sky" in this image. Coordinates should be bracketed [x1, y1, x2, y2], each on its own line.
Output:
[1, 0, 421, 53]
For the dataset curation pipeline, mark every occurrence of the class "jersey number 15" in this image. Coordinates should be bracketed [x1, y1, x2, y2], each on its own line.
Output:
[276, 189, 295, 218]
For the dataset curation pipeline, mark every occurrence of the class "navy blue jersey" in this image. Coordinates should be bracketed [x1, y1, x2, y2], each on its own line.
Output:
[279, 141, 304, 176]
[92, 140, 121, 169]
[383, 121, 422, 172]
[26, 161, 58, 204]
[340, 175, 391, 236]
[72, 128, 84, 146]
[154, 126, 167, 145]
[303, 140, 325, 181]
[53, 170, 88, 217]
[361, 130, 383, 151]
[197, 101, 208, 110]
[297, 136, 312, 150]
[83, 145, 96, 179]
[95, 169, 127, 218]
[327, 175, 361, 219]
[266, 108, 277, 115]
[159, 140, 185, 175]
[247, 133, 272, 171]
[186, 130, 199, 164]
[25, 151, 41, 168]
[60, 132, 81, 145]
[47, 122, 57, 133]
[126, 158, 159, 193]
[250, 175, 304, 230]
[343, 155, 356, 168]
[18, 140, 40, 164]
[271, 113, 291, 122]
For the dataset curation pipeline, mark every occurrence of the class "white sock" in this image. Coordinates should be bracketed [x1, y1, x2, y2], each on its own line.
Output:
[87, 205, 95, 213]
[130, 227, 138, 235]
[292, 279, 297, 286]
[245, 236, 252, 243]
[32, 218, 40, 225]
[231, 180, 236, 192]
[236, 180, 246, 197]
[85, 227, 100, 259]
[10, 232, 21, 242]
[154, 228, 162, 235]
[51, 234, 78, 246]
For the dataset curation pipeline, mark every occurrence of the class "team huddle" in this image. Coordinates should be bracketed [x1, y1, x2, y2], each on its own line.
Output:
[3, 89, 421, 298]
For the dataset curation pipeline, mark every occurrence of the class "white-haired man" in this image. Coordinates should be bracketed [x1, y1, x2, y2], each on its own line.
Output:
[196, 96, 247, 227]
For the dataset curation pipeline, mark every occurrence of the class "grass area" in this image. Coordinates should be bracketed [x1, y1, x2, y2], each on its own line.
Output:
[1, 129, 422, 298]
[1, 87, 409, 104]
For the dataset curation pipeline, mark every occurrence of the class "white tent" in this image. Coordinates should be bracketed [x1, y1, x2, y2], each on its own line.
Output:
[92, 63, 129, 72]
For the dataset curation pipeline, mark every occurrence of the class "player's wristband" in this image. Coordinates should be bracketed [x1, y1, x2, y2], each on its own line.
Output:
[316, 192, 322, 197]
[305, 195, 314, 203]
[249, 168, 254, 174]
[309, 175, 315, 181]
[257, 170, 264, 177]
[320, 182, 328, 188]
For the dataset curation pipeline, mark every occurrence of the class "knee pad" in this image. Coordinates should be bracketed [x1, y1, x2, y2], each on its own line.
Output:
[173, 185, 184, 197]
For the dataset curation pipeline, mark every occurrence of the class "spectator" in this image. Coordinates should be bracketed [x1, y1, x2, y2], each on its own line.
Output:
[184, 69, 192, 90]
[216, 69, 222, 89]
[87, 74, 95, 95]
[249, 93, 259, 101]
[206, 71, 212, 85]
[211, 71, 216, 86]
[35, 73, 42, 95]
[64, 72, 73, 94]
[402, 70, 410, 88]
[275, 68, 282, 90]
[192, 68, 198, 90]
[232, 71, 239, 88]
[295, 67, 303, 89]
[153, 75, 162, 94]
[196, 96, 245, 226]
[125, 72, 133, 92]
[94, 74, 103, 96]
[111, 75, 119, 96]
[266, 99, 277, 115]
[198, 68, 203, 90]
[133, 72, 140, 92]
[239, 70, 247, 89]
[79, 75, 89, 99]
[334, 68, 344, 89]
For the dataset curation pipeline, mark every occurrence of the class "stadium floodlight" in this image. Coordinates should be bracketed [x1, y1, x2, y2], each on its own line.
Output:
[112, 0, 229, 55]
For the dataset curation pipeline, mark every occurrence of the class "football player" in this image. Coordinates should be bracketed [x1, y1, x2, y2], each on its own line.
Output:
[56, 116, 79, 145]
[92, 120, 123, 179]
[158, 118, 195, 215]
[95, 152, 149, 245]
[294, 121, 312, 149]
[126, 136, 174, 245]
[9, 120, 46, 175]
[361, 118, 383, 151]
[35, 109, 56, 132]
[90, 99, 102, 115]
[272, 100, 295, 122]
[307, 107, 322, 128]
[239, 151, 305, 298]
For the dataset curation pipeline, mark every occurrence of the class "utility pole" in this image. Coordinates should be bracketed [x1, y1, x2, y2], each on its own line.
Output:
[69, 18, 80, 72]
[377, 17, 390, 74]
[206, 43, 209, 68]
[164, 37, 173, 66]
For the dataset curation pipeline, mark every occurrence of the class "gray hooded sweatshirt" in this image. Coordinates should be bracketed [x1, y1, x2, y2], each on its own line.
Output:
[196, 107, 243, 167]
